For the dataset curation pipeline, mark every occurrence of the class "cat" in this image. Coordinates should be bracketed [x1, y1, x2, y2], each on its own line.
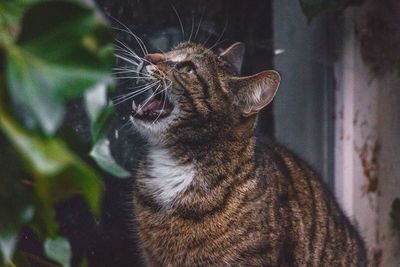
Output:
[128, 41, 367, 266]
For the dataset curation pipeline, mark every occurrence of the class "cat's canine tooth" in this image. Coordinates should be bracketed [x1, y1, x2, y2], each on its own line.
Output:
[137, 104, 143, 115]
[132, 100, 137, 110]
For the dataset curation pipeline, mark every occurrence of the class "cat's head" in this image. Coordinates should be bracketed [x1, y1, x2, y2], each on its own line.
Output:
[130, 42, 280, 145]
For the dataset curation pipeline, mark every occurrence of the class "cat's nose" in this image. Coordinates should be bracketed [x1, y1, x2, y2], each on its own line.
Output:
[143, 53, 165, 75]
[144, 53, 165, 65]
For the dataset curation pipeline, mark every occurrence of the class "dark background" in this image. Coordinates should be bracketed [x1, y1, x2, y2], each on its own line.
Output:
[17, 1, 274, 266]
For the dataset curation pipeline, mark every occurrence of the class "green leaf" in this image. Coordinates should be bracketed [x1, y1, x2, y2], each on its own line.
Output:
[0, 131, 34, 265]
[0, 231, 17, 266]
[44, 237, 71, 267]
[84, 82, 109, 123]
[5, 0, 113, 135]
[299, 0, 365, 20]
[0, 0, 41, 46]
[84, 81, 130, 178]
[9, 251, 30, 267]
[1, 110, 73, 175]
[91, 103, 115, 144]
[84, 81, 114, 143]
[0, 104, 103, 217]
[0, 205, 33, 266]
[0, 134, 34, 226]
[79, 257, 89, 267]
[90, 137, 130, 178]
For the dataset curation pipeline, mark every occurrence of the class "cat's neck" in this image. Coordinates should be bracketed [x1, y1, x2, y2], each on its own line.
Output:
[139, 135, 256, 209]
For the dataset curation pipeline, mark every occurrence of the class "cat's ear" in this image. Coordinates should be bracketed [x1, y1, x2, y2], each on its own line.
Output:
[220, 42, 245, 74]
[228, 70, 281, 116]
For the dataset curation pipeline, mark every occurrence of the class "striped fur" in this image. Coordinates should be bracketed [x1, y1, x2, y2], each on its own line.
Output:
[131, 42, 367, 266]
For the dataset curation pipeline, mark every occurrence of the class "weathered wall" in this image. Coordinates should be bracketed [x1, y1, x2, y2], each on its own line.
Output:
[376, 72, 400, 266]
[335, 6, 400, 266]
[274, 0, 400, 265]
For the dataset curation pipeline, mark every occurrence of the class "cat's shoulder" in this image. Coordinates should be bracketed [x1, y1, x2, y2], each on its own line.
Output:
[254, 134, 321, 182]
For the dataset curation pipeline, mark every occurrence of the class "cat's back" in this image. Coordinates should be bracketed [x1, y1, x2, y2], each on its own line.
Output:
[257, 137, 367, 266]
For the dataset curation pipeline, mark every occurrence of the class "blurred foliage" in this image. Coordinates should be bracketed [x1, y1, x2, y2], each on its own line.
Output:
[44, 237, 71, 267]
[0, 0, 129, 266]
[299, 0, 365, 20]
[84, 82, 130, 178]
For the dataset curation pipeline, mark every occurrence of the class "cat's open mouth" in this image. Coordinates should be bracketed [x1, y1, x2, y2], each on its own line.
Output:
[131, 87, 174, 121]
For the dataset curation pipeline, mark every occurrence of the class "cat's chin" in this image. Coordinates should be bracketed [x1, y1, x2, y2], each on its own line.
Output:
[130, 113, 176, 145]
[130, 96, 179, 144]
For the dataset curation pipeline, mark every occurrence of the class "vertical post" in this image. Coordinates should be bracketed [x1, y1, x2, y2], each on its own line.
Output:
[334, 8, 379, 262]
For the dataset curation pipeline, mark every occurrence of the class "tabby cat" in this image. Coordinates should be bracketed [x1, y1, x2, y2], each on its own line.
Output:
[129, 42, 367, 266]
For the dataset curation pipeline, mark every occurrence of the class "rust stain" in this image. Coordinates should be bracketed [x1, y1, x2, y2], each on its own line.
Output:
[359, 140, 380, 194]
[369, 247, 383, 267]
[353, 110, 360, 126]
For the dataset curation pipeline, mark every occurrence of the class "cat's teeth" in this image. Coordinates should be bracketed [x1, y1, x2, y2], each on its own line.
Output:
[137, 104, 143, 115]
[132, 100, 137, 110]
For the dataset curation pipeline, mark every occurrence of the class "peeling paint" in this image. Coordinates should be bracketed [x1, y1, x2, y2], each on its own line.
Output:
[353, 110, 360, 126]
[370, 247, 383, 267]
[359, 140, 380, 194]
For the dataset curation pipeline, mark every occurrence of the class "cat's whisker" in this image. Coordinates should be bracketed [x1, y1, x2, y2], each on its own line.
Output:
[113, 53, 141, 67]
[114, 39, 141, 58]
[194, 9, 205, 42]
[206, 38, 227, 54]
[113, 91, 147, 105]
[113, 45, 141, 61]
[112, 76, 153, 81]
[113, 72, 152, 80]
[113, 67, 141, 71]
[112, 81, 160, 105]
[152, 88, 168, 124]
[114, 41, 164, 79]
[134, 81, 160, 92]
[123, 80, 160, 93]
[117, 28, 148, 56]
[115, 45, 157, 70]
[110, 18, 148, 55]
[132, 84, 161, 117]
[113, 92, 149, 106]
[115, 54, 142, 66]
[204, 19, 228, 55]
[188, 12, 195, 43]
[114, 35, 146, 60]
[112, 68, 147, 75]
[201, 29, 214, 48]
[112, 67, 152, 77]
[112, 70, 145, 76]
[117, 118, 134, 132]
[112, 69, 154, 79]
[114, 51, 143, 68]
[114, 41, 145, 65]
[171, 4, 185, 41]
[149, 83, 172, 119]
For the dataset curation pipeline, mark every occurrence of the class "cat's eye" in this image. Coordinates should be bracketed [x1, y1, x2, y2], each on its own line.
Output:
[177, 62, 195, 74]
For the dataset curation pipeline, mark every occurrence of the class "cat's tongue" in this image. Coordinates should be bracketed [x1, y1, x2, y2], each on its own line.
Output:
[141, 99, 162, 111]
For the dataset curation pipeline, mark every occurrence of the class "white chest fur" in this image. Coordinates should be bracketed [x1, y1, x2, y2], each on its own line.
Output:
[143, 147, 195, 206]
